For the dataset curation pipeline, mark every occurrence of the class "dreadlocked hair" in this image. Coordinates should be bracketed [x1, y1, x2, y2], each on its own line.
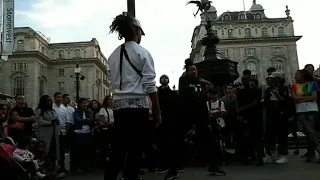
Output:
[109, 12, 136, 40]
[184, 58, 194, 70]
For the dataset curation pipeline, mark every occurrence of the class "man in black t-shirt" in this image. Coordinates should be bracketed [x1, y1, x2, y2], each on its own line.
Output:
[236, 72, 264, 165]
[10, 95, 35, 137]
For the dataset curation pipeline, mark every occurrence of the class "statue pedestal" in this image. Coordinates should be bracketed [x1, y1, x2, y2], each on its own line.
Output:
[195, 20, 239, 86]
[196, 58, 239, 86]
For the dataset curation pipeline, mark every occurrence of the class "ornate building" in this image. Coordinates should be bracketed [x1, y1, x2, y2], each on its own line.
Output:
[0, 27, 109, 109]
[190, 0, 301, 84]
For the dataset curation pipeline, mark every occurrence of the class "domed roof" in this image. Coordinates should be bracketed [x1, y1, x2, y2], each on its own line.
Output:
[207, 6, 217, 12]
[249, 0, 264, 11]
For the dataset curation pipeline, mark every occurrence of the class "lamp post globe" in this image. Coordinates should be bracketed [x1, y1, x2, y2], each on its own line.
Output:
[74, 63, 82, 74]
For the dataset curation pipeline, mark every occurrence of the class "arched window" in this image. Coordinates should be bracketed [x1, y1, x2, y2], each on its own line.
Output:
[13, 76, 25, 95]
[17, 40, 24, 51]
[58, 50, 64, 59]
[227, 29, 234, 38]
[39, 79, 45, 97]
[261, 27, 268, 37]
[275, 61, 284, 72]
[247, 62, 257, 75]
[74, 49, 81, 58]
[273, 57, 285, 73]
[278, 27, 285, 36]
[245, 28, 251, 37]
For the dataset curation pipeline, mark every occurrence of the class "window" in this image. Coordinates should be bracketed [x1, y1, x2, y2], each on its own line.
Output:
[255, 14, 261, 19]
[240, 15, 245, 20]
[273, 47, 283, 55]
[12, 62, 27, 71]
[219, 49, 229, 58]
[41, 46, 45, 54]
[278, 27, 285, 36]
[13, 77, 25, 95]
[245, 28, 251, 37]
[58, 50, 64, 59]
[227, 29, 234, 38]
[17, 40, 24, 51]
[0, 64, 2, 73]
[224, 15, 229, 20]
[274, 61, 284, 73]
[40, 65, 45, 74]
[244, 48, 256, 56]
[74, 49, 81, 58]
[39, 79, 45, 97]
[273, 57, 285, 73]
[262, 27, 268, 37]
[58, 69, 64, 76]
[58, 82, 65, 92]
[213, 30, 218, 35]
[247, 62, 257, 76]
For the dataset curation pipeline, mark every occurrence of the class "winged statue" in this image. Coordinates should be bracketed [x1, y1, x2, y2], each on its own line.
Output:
[186, 0, 212, 17]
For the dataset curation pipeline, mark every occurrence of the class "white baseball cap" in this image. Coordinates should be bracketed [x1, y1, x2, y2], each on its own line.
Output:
[132, 17, 145, 35]
[269, 71, 284, 79]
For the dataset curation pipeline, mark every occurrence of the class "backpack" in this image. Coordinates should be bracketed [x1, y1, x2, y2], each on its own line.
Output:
[207, 100, 226, 128]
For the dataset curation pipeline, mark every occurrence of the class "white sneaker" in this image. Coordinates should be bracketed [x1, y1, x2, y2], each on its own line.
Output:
[57, 172, 66, 178]
[36, 172, 46, 178]
[275, 156, 288, 164]
[263, 155, 273, 164]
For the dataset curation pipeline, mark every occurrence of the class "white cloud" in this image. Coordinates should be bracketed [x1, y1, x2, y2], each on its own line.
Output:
[17, 0, 320, 86]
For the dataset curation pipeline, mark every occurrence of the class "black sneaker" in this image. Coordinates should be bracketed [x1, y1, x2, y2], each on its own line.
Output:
[164, 171, 178, 180]
[256, 157, 264, 166]
[177, 168, 184, 173]
[139, 170, 145, 175]
[306, 155, 316, 162]
[301, 152, 315, 159]
[208, 166, 226, 176]
[157, 168, 168, 174]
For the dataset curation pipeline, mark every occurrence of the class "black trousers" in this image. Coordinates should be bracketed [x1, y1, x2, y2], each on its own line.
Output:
[265, 109, 288, 156]
[59, 135, 68, 171]
[104, 108, 149, 180]
[235, 115, 264, 161]
[168, 112, 221, 172]
[72, 133, 92, 171]
[235, 114, 264, 163]
[143, 121, 157, 169]
[155, 123, 185, 169]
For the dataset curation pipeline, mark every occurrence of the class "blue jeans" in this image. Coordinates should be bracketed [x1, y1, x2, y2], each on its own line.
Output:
[297, 111, 320, 154]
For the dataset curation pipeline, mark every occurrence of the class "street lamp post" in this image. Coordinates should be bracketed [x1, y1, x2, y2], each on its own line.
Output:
[127, 0, 135, 17]
[72, 63, 85, 102]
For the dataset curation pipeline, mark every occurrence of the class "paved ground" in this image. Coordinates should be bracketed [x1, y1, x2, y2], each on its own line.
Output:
[67, 152, 320, 180]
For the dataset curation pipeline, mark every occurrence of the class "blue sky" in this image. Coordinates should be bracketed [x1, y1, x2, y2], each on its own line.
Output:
[15, 0, 319, 87]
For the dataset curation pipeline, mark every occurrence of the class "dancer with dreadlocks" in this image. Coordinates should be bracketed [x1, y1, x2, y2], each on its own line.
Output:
[104, 13, 161, 180]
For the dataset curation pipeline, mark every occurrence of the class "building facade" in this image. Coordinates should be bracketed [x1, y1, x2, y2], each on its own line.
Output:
[190, 1, 301, 84]
[0, 27, 109, 109]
